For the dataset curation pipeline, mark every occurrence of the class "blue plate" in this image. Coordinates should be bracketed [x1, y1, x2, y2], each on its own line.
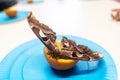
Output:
[0, 35, 118, 80]
[0, 11, 28, 24]
[21, 0, 43, 4]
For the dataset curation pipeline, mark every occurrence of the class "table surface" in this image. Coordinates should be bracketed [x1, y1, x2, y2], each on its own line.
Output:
[0, 0, 120, 79]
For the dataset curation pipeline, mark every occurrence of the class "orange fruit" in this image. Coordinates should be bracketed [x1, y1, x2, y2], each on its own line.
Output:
[4, 9, 17, 18]
[44, 41, 78, 70]
[27, 0, 33, 3]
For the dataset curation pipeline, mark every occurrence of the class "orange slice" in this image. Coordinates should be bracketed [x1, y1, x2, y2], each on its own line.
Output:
[44, 41, 78, 70]
[27, 0, 33, 3]
[4, 9, 17, 18]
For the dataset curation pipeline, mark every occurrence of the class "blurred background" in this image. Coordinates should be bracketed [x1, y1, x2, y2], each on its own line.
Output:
[0, 0, 120, 80]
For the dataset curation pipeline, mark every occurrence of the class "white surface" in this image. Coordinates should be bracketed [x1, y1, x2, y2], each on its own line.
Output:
[0, 0, 120, 79]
